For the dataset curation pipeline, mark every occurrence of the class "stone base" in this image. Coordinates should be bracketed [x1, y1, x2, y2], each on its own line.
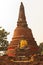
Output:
[0, 54, 43, 65]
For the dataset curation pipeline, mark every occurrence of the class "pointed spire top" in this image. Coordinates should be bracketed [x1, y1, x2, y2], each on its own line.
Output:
[21, 2, 23, 6]
[20, 2, 24, 11]
[20, 2, 24, 8]
[17, 2, 28, 27]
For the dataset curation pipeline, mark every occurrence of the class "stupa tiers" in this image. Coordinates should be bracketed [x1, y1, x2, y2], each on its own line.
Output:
[7, 2, 39, 57]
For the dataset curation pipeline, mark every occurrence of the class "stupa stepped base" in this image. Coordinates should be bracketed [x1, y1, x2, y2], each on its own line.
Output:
[0, 55, 43, 65]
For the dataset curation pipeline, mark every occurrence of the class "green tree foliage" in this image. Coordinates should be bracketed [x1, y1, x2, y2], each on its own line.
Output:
[0, 27, 9, 48]
[39, 42, 43, 55]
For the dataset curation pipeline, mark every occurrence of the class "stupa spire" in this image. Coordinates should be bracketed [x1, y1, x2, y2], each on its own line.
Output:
[17, 2, 28, 27]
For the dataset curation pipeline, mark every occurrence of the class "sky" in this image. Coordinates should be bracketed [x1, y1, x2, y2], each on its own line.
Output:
[0, 0, 43, 45]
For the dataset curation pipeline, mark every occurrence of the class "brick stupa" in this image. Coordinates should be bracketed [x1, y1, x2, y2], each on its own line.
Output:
[0, 2, 43, 65]
[7, 2, 39, 58]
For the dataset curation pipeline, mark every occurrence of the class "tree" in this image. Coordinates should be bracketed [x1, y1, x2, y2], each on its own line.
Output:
[0, 27, 9, 50]
[39, 42, 43, 55]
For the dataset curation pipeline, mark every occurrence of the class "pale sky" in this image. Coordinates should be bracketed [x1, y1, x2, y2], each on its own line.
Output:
[0, 0, 43, 45]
